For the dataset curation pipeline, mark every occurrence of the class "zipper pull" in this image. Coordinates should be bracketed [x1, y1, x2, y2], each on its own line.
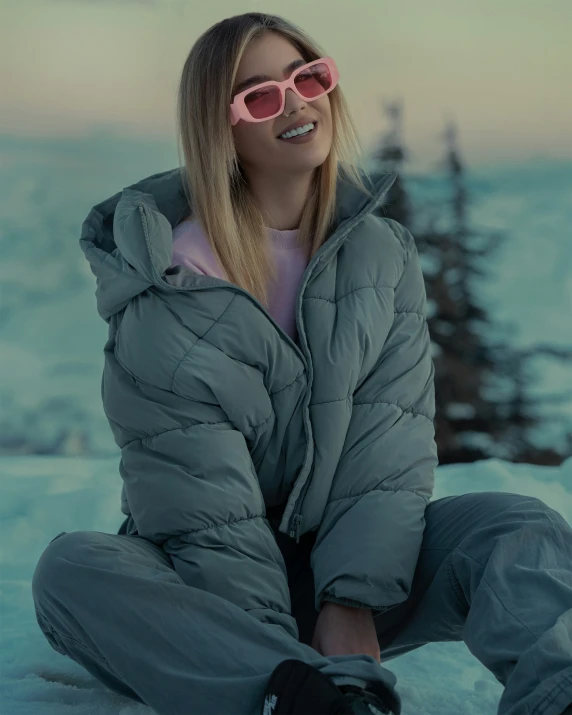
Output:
[289, 515, 298, 539]
[290, 514, 302, 544]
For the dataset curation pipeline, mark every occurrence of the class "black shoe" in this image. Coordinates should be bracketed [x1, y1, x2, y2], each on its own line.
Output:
[338, 684, 398, 715]
[261, 659, 400, 715]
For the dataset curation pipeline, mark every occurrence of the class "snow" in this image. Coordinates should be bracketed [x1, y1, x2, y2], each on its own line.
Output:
[2, 454, 571, 714]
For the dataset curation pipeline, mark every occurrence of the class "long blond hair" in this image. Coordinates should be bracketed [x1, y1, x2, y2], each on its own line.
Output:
[176, 12, 375, 308]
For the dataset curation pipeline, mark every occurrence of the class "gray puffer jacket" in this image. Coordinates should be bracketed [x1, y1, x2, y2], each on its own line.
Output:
[80, 166, 438, 640]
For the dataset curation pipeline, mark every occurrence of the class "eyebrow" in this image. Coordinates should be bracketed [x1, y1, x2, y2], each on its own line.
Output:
[233, 58, 307, 96]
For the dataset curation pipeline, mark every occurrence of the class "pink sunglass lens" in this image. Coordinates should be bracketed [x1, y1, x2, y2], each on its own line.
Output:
[245, 87, 281, 119]
[295, 64, 332, 99]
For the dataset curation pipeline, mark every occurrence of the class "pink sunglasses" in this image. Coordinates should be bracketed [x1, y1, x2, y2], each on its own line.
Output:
[229, 56, 339, 126]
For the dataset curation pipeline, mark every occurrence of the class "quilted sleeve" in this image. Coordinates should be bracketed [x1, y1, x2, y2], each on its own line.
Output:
[310, 221, 438, 617]
[114, 345, 298, 640]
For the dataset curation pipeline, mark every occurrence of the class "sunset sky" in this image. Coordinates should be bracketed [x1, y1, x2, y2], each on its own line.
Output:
[2, 0, 570, 171]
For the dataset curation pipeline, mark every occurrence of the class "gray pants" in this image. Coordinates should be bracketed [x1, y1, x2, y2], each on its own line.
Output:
[31, 491, 572, 715]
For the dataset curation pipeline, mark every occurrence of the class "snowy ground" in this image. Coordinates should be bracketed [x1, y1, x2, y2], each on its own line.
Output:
[1, 454, 571, 714]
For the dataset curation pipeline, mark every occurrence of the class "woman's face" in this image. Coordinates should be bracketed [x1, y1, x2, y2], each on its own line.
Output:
[231, 32, 333, 176]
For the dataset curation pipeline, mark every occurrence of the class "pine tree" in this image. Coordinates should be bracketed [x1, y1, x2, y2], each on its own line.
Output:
[369, 103, 572, 464]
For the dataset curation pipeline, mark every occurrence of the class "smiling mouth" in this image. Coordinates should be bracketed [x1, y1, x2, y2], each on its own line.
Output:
[277, 121, 318, 140]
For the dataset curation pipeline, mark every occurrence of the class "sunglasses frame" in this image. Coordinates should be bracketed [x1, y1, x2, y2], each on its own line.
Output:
[229, 56, 339, 126]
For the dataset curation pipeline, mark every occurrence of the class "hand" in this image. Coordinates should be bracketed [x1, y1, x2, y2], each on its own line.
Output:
[311, 602, 381, 663]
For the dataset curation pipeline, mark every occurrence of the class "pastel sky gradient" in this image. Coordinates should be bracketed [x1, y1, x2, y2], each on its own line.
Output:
[2, 0, 570, 170]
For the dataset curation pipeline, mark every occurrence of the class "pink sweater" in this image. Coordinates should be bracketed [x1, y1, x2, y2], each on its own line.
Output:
[170, 218, 310, 343]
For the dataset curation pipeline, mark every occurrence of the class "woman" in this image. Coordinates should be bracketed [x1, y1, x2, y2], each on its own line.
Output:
[31, 12, 572, 715]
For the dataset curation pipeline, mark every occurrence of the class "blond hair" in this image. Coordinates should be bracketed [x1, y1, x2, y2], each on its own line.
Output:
[176, 12, 374, 308]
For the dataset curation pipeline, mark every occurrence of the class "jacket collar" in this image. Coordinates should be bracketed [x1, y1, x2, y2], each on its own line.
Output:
[80, 166, 397, 320]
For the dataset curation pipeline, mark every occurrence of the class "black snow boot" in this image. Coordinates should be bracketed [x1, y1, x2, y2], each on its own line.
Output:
[260, 659, 401, 715]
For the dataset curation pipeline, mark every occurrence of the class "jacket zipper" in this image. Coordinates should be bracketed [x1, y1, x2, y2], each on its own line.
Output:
[289, 514, 302, 541]
[288, 451, 315, 542]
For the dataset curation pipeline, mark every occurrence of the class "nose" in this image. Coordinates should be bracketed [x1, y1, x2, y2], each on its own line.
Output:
[283, 87, 307, 115]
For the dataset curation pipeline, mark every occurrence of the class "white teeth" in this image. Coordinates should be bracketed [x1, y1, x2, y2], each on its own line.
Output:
[280, 122, 315, 139]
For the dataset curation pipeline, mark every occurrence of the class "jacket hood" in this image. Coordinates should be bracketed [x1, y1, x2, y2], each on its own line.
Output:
[79, 166, 397, 321]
